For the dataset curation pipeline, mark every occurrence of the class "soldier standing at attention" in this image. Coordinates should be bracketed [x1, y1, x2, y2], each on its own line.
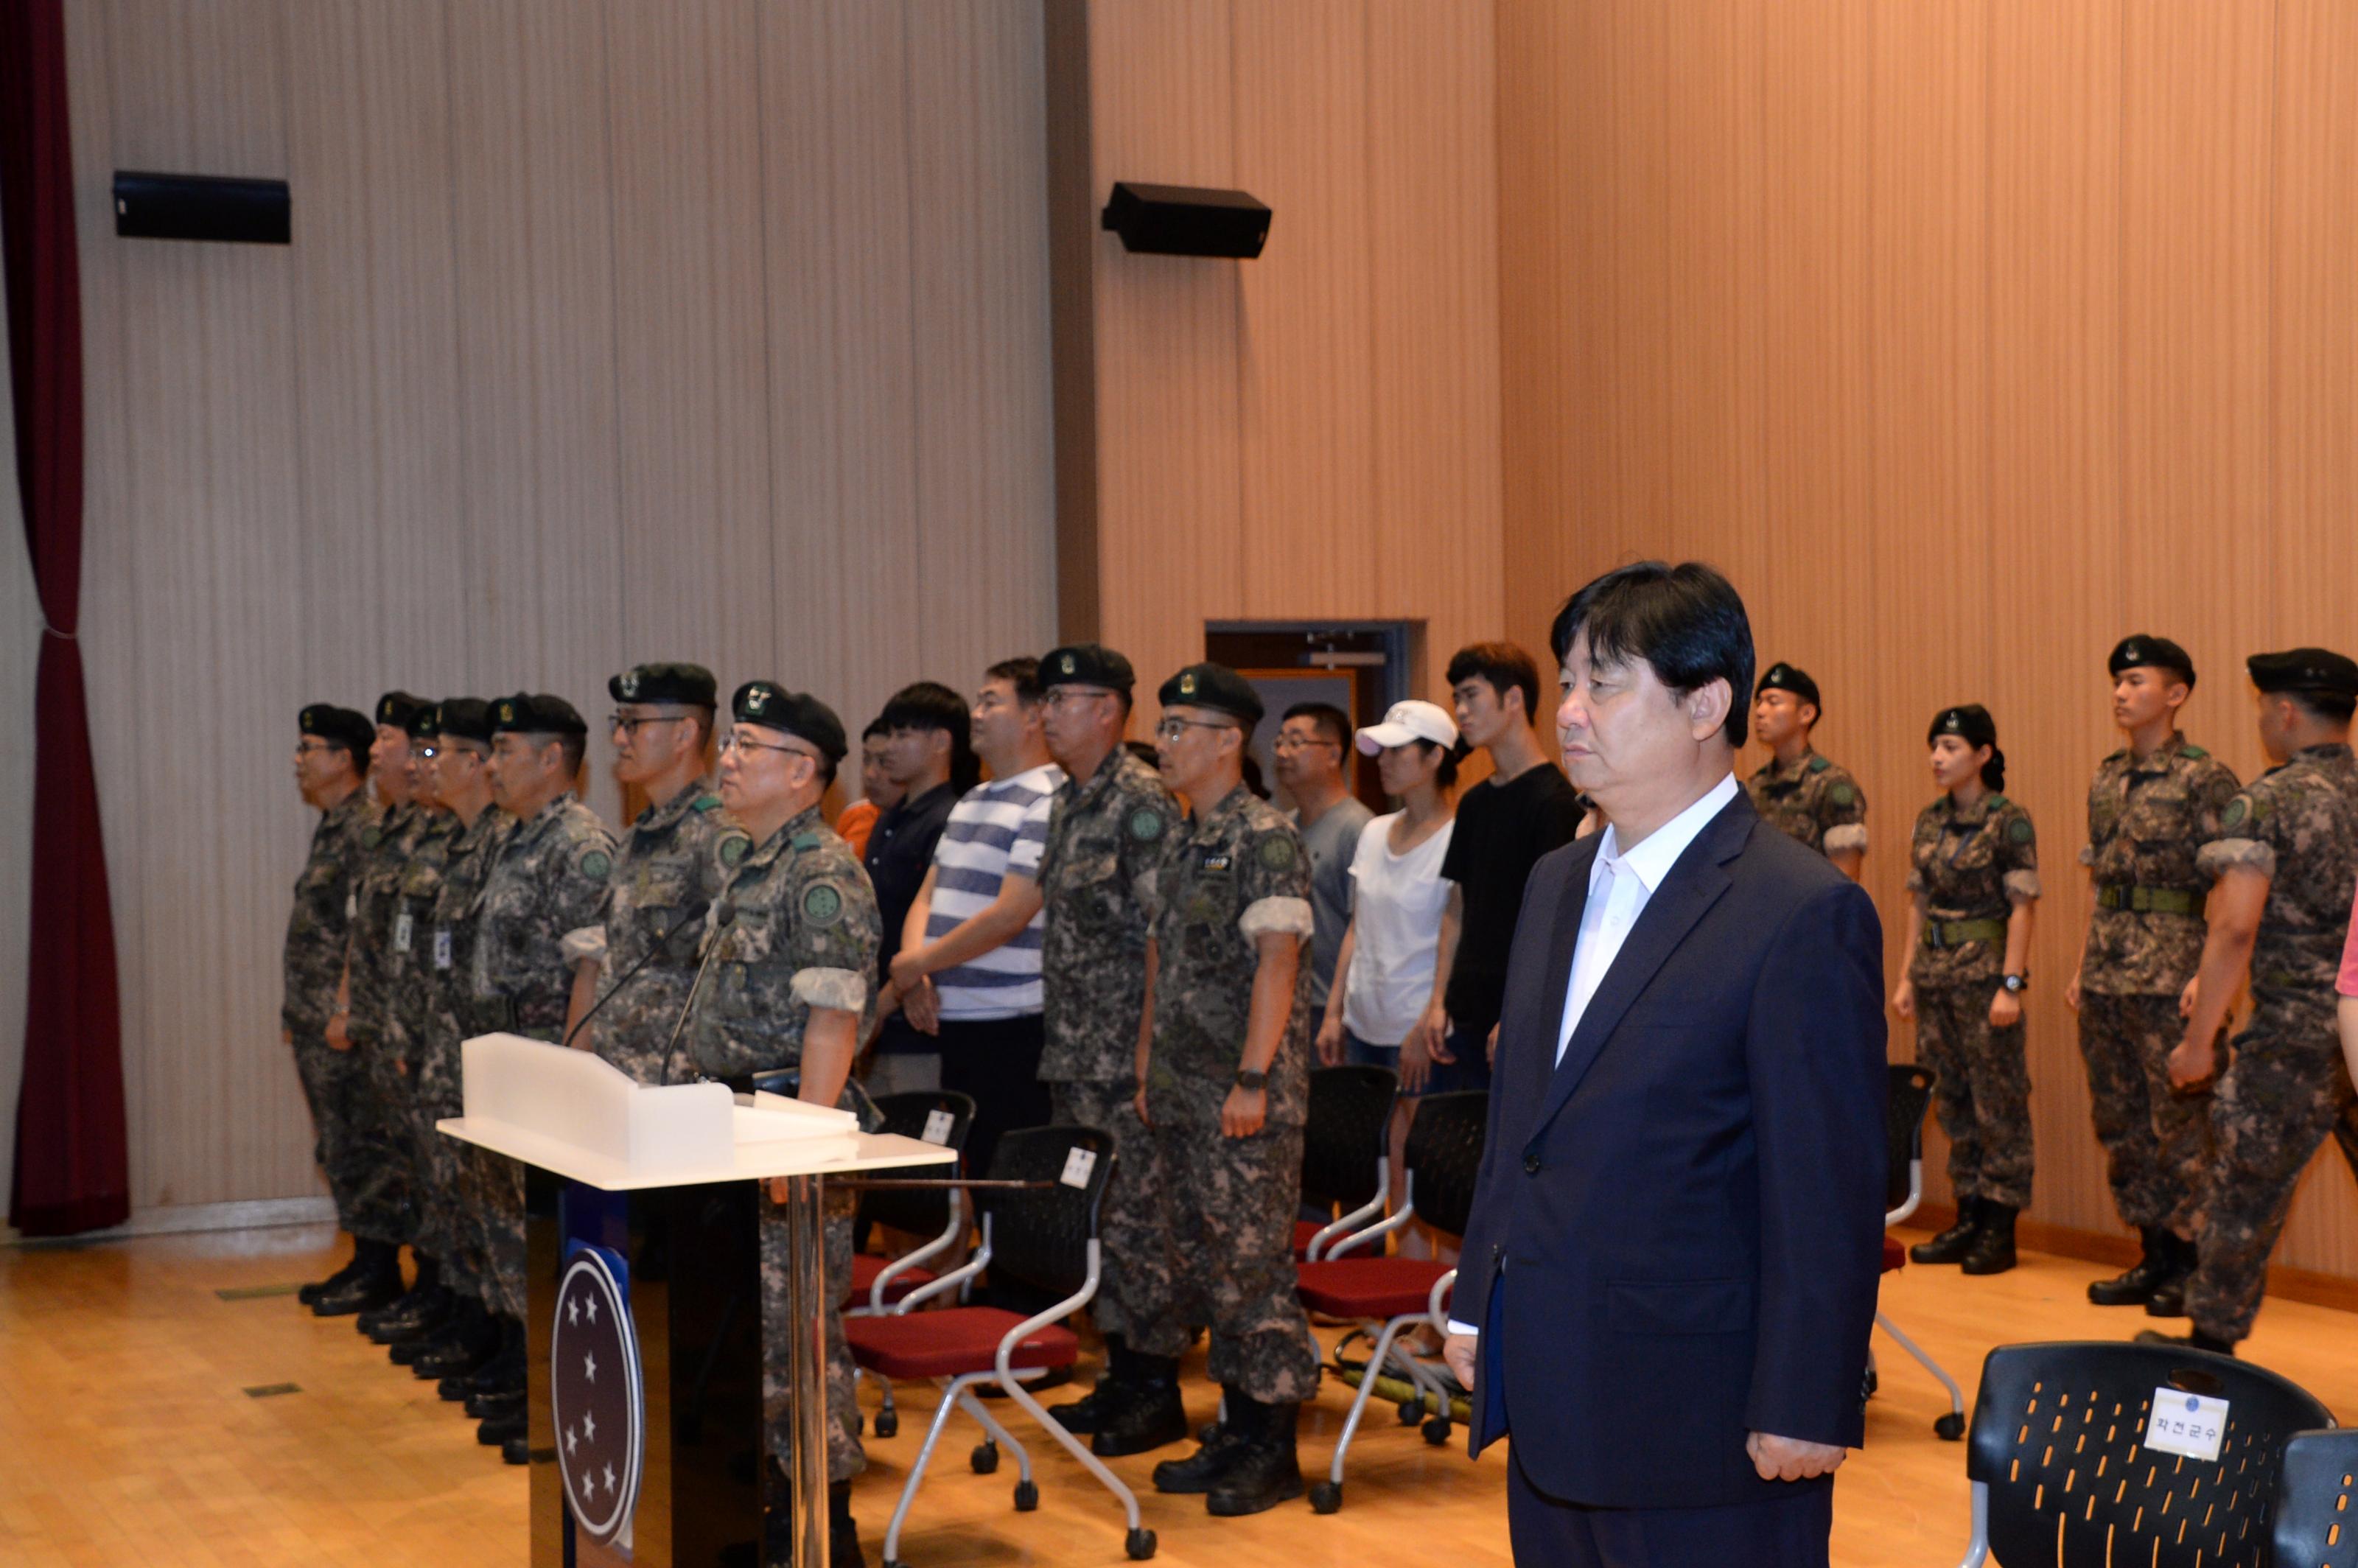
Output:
[1137, 663, 1323, 1519]
[2067, 637, 2241, 1315]
[1895, 704, 2040, 1276]
[467, 693, 615, 1463]
[1026, 644, 1187, 1457]
[687, 682, 877, 1568]
[284, 704, 378, 1307]
[2138, 650, 2358, 1357]
[1745, 662, 1868, 880]
[564, 662, 747, 1082]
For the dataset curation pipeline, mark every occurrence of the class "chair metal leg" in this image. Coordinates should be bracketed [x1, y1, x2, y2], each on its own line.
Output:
[1954, 1479, 1990, 1567]
[996, 1366, 1144, 1533]
[955, 1387, 1034, 1485]
[879, 1372, 977, 1566]
[1875, 1308, 1965, 1418]
[1329, 1312, 1416, 1487]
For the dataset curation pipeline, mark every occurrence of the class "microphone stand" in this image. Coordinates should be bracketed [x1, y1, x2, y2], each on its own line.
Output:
[659, 900, 737, 1088]
[561, 898, 710, 1049]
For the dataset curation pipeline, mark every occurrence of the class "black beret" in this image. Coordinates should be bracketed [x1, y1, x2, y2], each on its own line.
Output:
[1756, 662, 1821, 710]
[435, 697, 494, 743]
[1928, 704, 1998, 749]
[1038, 643, 1136, 693]
[374, 690, 432, 731]
[2248, 647, 2358, 698]
[1158, 662, 1264, 728]
[402, 701, 441, 741]
[2109, 635, 2196, 687]
[489, 692, 588, 737]
[732, 681, 847, 763]
[609, 661, 718, 707]
[298, 704, 374, 756]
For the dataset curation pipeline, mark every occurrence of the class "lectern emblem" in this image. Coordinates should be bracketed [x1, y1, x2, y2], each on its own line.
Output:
[552, 1246, 645, 1547]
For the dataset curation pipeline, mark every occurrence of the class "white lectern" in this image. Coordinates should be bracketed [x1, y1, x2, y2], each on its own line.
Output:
[441, 1035, 954, 1567]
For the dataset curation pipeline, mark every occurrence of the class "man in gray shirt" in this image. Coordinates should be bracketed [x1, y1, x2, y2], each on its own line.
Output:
[1276, 703, 1374, 1016]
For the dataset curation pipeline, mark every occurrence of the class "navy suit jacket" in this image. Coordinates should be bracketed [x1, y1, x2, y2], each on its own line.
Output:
[1458, 788, 1886, 1510]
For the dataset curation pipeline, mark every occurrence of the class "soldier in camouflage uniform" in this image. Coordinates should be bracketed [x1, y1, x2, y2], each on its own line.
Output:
[284, 703, 377, 1307]
[1026, 643, 1186, 1457]
[688, 682, 876, 1568]
[565, 662, 749, 1084]
[2137, 650, 2358, 1357]
[463, 692, 615, 1463]
[1895, 704, 2040, 1275]
[2068, 637, 2242, 1313]
[1745, 662, 1868, 879]
[1136, 664, 1322, 1519]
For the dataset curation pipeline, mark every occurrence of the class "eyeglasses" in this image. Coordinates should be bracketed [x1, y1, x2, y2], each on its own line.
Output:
[415, 743, 441, 760]
[721, 730, 819, 763]
[609, 712, 690, 735]
[1041, 687, 1114, 710]
[1155, 718, 1239, 743]
[293, 741, 335, 757]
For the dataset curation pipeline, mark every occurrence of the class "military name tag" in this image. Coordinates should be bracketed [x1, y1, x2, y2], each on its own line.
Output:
[433, 928, 454, 970]
[1059, 1147, 1098, 1189]
[393, 913, 414, 953]
[921, 1109, 956, 1146]
[1199, 852, 1233, 873]
[345, 892, 357, 919]
[2143, 1387, 2228, 1463]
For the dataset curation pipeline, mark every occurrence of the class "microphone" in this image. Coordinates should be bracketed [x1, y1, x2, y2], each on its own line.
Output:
[660, 899, 738, 1088]
[562, 899, 710, 1050]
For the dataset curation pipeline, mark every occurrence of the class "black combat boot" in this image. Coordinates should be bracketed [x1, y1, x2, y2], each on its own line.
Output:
[1960, 1202, 2018, 1275]
[416, 1298, 500, 1382]
[464, 1317, 527, 1396]
[1206, 1395, 1304, 1517]
[1909, 1197, 1983, 1265]
[2135, 1326, 2234, 1357]
[1151, 1397, 1253, 1494]
[829, 1480, 865, 1568]
[477, 1409, 526, 1448]
[298, 1243, 362, 1306]
[1089, 1352, 1187, 1457]
[370, 1284, 453, 1345]
[1045, 1335, 1127, 1434]
[2088, 1227, 2172, 1305]
[312, 1239, 403, 1316]
[2144, 1232, 2199, 1317]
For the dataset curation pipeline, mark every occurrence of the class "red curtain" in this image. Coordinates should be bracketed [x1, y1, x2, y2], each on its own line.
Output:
[2, 0, 130, 1235]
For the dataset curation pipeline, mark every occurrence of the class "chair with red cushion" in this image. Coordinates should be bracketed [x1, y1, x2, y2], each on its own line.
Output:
[850, 1091, 977, 1441]
[1295, 1088, 1486, 1513]
[843, 1124, 1153, 1566]
[1880, 1063, 1965, 1440]
[1297, 1065, 1399, 1261]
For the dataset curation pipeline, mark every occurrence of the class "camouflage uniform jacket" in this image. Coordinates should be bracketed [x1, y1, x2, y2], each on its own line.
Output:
[345, 799, 432, 1049]
[281, 789, 374, 1037]
[415, 809, 510, 1107]
[688, 804, 880, 1082]
[1745, 750, 1868, 858]
[1144, 784, 1314, 1130]
[379, 809, 461, 1067]
[469, 794, 615, 1041]
[2197, 743, 2358, 1015]
[2079, 733, 2242, 997]
[585, 784, 753, 1084]
[1906, 792, 2040, 987]
[1036, 746, 1179, 1085]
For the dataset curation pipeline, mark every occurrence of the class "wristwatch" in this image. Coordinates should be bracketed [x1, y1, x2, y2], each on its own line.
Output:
[1234, 1068, 1268, 1092]
[2001, 973, 2029, 994]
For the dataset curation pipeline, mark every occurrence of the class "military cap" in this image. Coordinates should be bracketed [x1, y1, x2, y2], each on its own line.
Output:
[1928, 703, 1998, 749]
[1038, 643, 1136, 693]
[2109, 634, 2196, 687]
[298, 704, 375, 756]
[374, 690, 432, 731]
[2247, 647, 2358, 697]
[490, 692, 589, 737]
[402, 700, 441, 741]
[609, 661, 718, 707]
[732, 681, 848, 763]
[435, 697, 494, 744]
[1158, 662, 1264, 728]
[1755, 662, 1822, 710]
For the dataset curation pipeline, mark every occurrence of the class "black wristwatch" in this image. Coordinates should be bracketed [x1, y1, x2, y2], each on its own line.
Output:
[1234, 1068, 1268, 1092]
[2001, 973, 2029, 994]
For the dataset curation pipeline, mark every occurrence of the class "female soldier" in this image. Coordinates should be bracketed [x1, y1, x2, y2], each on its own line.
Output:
[1894, 704, 2040, 1274]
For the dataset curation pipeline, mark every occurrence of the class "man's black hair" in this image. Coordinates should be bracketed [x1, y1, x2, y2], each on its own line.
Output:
[1549, 560, 1755, 748]
[878, 681, 979, 791]
[1281, 701, 1351, 749]
[1445, 642, 1543, 724]
[2289, 690, 2358, 727]
[986, 657, 1043, 703]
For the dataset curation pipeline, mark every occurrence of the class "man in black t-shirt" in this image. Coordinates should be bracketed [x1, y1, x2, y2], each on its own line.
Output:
[1410, 643, 1587, 1093]
[861, 681, 976, 1097]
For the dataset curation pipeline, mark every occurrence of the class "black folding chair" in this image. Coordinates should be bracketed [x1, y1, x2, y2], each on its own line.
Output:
[1297, 1065, 1399, 1261]
[1878, 1062, 1966, 1439]
[1952, 1341, 2331, 1567]
[2270, 1428, 2358, 1568]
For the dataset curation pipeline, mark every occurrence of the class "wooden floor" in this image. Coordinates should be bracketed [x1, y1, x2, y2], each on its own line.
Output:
[3, 1225, 2354, 1567]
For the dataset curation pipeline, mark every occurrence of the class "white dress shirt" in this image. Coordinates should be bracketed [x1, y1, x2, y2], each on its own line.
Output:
[1448, 772, 1740, 1337]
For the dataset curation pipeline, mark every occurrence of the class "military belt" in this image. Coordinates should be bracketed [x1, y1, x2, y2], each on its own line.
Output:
[2096, 883, 2202, 916]
[1921, 917, 2008, 950]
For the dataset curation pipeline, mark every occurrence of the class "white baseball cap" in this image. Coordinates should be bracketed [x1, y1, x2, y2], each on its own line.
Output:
[1355, 699, 1459, 755]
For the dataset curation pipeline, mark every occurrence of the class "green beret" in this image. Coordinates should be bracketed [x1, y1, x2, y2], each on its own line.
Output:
[1158, 662, 1264, 728]
[609, 662, 718, 707]
[733, 682, 847, 763]
[298, 704, 374, 757]
[1038, 643, 1136, 693]
[490, 692, 588, 737]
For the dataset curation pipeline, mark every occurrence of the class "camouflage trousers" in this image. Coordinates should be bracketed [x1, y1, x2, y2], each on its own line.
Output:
[343, 1025, 418, 1247]
[1915, 979, 2035, 1209]
[760, 1186, 864, 1484]
[1049, 1080, 1175, 1354]
[411, 1091, 481, 1301]
[1138, 1121, 1321, 1404]
[458, 1144, 528, 1318]
[2076, 991, 2215, 1236]
[2187, 1003, 2358, 1344]
[290, 1032, 368, 1231]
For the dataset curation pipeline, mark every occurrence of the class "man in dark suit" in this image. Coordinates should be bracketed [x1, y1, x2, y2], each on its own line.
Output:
[1443, 561, 1886, 1567]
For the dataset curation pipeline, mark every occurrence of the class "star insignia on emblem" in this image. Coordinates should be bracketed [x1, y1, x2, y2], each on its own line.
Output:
[584, 1351, 598, 1383]
[586, 1297, 598, 1323]
[566, 1424, 578, 1454]
[584, 1410, 597, 1441]
[568, 1298, 580, 1326]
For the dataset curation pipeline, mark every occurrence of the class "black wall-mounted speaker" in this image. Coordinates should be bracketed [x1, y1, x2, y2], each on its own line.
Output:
[113, 171, 291, 245]
[1100, 181, 1270, 259]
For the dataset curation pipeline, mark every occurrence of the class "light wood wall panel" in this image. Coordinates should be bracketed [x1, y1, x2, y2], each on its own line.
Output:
[54, 0, 1055, 1214]
[1499, 0, 2358, 1280]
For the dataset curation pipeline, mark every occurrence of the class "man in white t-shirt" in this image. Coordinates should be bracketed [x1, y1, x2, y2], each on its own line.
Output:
[889, 657, 1066, 1173]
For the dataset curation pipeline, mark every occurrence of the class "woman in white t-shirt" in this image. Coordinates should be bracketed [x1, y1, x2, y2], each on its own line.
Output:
[1316, 700, 1462, 1261]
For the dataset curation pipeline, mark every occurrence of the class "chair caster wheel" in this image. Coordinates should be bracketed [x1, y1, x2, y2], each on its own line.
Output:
[1124, 1527, 1157, 1560]
[1013, 1480, 1038, 1512]
[1934, 1412, 1965, 1441]
[1421, 1417, 1452, 1446]
[1396, 1399, 1422, 1426]
[970, 1441, 999, 1474]
[1309, 1480, 1342, 1513]
[875, 1410, 899, 1439]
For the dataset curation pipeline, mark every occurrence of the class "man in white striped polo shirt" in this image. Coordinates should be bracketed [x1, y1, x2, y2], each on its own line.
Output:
[889, 657, 1065, 1174]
